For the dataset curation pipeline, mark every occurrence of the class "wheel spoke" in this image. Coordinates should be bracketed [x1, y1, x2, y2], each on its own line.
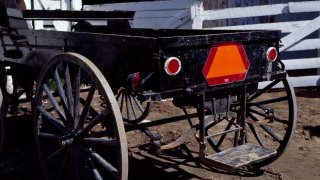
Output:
[250, 96, 288, 105]
[79, 149, 103, 180]
[119, 91, 125, 114]
[74, 66, 81, 128]
[248, 124, 265, 147]
[64, 62, 74, 119]
[248, 111, 282, 143]
[78, 81, 96, 130]
[56, 149, 71, 180]
[217, 118, 235, 147]
[83, 137, 117, 146]
[79, 109, 110, 135]
[52, 67, 67, 110]
[128, 94, 138, 120]
[39, 132, 60, 140]
[37, 106, 65, 132]
[45, 147, 65, 163]
[42, 84, 68, 126]
[87, 149, 118, 178]
[132, 96, 145, 114]
[249, 108, 289, 124]
[248, 79, 281, 101]
[260, 124, 282, 143]
[125, 93, 131, 120]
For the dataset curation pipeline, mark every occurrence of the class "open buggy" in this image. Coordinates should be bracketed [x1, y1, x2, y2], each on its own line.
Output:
[0, 7, 296, 180]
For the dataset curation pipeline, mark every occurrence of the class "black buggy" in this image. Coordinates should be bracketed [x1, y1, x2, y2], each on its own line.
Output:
[0, 8, 296, 180]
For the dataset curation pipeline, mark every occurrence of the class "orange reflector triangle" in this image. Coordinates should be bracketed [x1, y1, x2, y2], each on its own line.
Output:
[203, 42, 250, 86]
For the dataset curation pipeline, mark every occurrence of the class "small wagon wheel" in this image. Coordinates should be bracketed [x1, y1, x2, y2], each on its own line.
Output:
[34, 53, 128, 180]
[116, 88, 151, 123]
[205, 75, 296, 168]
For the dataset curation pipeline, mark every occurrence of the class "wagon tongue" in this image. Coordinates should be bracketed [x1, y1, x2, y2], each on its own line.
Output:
[203, 42, 250, 86]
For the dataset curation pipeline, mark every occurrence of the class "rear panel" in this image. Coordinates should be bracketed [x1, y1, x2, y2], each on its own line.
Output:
[157, 31, 281, 94]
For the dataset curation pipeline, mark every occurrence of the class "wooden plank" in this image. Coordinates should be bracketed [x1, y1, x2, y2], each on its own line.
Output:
[83, 0, 197, 11]
[201, 4, 288, 21]
[285, 39, 320, 52]
[258, 76, 320, 88]
[201, 1, 320, 21]
[205, 21, 309, 33]
[289, 1, 320, 13]
[134, 10, 186, 18]
[131, 18, 173, 28]
[282, 58, 320, 70]
[160, 9, 190, 29]
[280, 16, 320, 52]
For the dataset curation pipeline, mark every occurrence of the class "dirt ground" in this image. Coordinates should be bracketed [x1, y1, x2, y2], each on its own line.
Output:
[0, 88, 319, 180]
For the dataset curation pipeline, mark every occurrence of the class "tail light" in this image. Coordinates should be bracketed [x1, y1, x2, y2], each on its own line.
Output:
[164, 57, 181, 76]
[266, 47, 278, 62]
[132, 72, 141, 91]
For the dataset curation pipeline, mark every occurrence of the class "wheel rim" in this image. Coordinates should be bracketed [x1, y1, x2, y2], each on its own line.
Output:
[0, 88, 6, 154]
[34, 53, 128, 180]
[116, 88, 151, 123]
[205, 76, 297, 168]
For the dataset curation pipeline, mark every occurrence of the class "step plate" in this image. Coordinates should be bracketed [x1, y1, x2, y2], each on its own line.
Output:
[203, 143, 277, 169]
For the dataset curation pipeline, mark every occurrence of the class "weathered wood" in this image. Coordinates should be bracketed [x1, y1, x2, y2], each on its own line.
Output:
[259, 76, 320, 88]
[205, 20, 309, 33]
[280, 16, 320, 52]
[200, 1, 320, 21]
[283, 58, 320, 70]
[285, 39, 320, 52]
[203, 143, 276, 169]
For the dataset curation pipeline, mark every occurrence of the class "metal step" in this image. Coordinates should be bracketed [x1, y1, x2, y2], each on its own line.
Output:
[202, 143, 276, 170]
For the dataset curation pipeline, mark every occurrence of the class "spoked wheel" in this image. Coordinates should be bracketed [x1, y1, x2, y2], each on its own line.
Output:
[0, 88, 7, 154]
[205, 75, 296, 168]
[34, 53, 128, 180]
[116, 88, 151, 123]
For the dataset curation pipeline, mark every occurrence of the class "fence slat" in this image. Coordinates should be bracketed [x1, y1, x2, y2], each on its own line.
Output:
[289, 1, 320, 13]
[282, 58, 320, 70]
[259, 76, 320, 89]
[280, 16, 320, 52]
[285, 39, 320, 51]
[205, 20, 309, 33]
[201, 1, 320, 21]
[160, 9, 190, 29]
[201, 4, 287, 21]
[83, 0, 197, 11]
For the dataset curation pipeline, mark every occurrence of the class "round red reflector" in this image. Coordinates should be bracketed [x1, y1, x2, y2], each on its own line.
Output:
[267, 47, 278, 62]
[164, 57, 181, 76]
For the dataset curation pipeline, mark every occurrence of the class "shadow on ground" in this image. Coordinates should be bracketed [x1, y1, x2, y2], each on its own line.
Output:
[0, 114, 265, 180]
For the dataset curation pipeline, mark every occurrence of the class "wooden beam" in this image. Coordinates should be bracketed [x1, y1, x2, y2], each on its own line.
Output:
[282, 58, 320, 70]
[280, 16, 320, 52]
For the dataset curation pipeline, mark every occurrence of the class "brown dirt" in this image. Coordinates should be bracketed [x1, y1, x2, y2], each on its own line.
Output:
[1, 88, 320, 180]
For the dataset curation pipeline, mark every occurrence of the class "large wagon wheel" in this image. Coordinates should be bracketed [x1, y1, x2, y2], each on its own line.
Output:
[116, 88, 151, 123]
[34, 53, 128, 180]
[205, 75, 296, 168]
[0, 88, 6, 154]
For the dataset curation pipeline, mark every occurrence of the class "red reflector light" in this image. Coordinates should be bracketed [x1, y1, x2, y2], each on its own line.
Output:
[132, 72, 141, 91]
[164, 57, 181, 76]
[266, 47, 278, 62]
